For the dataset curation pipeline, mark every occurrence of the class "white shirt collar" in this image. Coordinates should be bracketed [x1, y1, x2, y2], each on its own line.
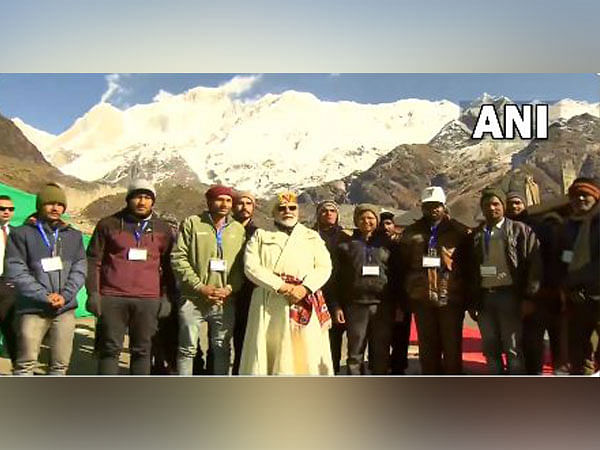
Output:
[485, 217, 505, 231]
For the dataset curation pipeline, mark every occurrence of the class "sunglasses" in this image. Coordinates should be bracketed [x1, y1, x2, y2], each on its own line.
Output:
[278, 205, 298, 212]
[0, 207, 14, 212]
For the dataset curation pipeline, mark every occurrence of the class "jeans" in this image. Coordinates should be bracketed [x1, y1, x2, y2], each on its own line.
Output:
[13, 310, 76, 375]
[477, 288, 525, 374]
[96, 296, 160, 375]
[177, 297, 235, 375]
[346, 302, 393, 375]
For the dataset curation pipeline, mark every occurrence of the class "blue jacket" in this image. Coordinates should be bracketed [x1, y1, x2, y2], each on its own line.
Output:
[5, 215, 87, 316]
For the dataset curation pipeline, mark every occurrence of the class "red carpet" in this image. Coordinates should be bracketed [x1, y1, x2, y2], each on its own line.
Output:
[408, 319, 554, 375]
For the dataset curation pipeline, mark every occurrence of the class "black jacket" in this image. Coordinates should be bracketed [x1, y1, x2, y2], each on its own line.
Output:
[335, 230, 394, 307]
[317, 225, 351, 311]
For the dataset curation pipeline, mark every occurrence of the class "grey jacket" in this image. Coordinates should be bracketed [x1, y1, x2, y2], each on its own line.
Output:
[5, 215, 87, 316]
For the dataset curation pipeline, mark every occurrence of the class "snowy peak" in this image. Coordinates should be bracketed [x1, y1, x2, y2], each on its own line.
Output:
[11, 117, 57, 151]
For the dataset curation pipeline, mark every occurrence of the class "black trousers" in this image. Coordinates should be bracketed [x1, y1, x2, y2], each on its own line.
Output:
[346, 302, 393, 375]
[97, 296, 160, 375]
[0, 282, 17, 364]
[232, 294, 251, 375]
[522, 294, 567, 374]
[329, 323, 346, 374]
[568, 299, 600, 375]
[413, 302, 464, 374]
[389, 310, 412, 375]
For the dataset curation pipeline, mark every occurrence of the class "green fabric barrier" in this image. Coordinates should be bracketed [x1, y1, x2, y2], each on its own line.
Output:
[0, 182, 92, 318]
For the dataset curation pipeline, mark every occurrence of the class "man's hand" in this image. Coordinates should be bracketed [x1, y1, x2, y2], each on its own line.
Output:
[286, 285, 308, 304]
[213, 285, 233, 300]
[47, 293, 65, 309]
[334, 307, 345, 324]
[198, 284, 223, 305]
[277, 283, 294, 296]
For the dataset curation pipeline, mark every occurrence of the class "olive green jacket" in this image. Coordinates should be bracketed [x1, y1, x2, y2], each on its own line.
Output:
[171, 211, 246, 301]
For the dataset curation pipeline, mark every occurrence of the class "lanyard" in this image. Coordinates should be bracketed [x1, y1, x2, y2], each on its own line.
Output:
[36, 221, 59, 255]
[215, 224, 226, 258]
[209, 215, 228, 258]
[428, 224, 439, 250]
[483, 226, 493, 257]
[134, 220, 149, 246]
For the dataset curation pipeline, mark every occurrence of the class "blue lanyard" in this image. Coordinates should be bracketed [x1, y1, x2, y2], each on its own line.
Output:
[36, 221, 59, 255]
[428, 224, 439, 250]
[134, 221, 149, 245]
[483, 226, 493, 256]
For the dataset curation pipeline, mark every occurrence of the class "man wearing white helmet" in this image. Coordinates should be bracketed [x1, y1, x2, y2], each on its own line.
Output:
[398, 186, 471, 374]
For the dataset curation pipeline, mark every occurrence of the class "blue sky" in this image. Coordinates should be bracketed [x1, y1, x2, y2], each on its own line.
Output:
[0, 73, 597, 135]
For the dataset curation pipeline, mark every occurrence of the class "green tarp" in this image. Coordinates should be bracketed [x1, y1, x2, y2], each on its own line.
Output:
[0, 182, 91, 318]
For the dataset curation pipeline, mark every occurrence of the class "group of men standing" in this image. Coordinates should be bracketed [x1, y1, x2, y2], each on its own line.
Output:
[0, 175, 598, 376]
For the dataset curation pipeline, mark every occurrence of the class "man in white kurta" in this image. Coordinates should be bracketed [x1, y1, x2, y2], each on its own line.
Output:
[240, 192, 334, 375]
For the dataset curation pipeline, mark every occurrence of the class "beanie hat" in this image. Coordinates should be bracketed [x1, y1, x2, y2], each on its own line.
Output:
[235, 191, 256, 205]
[380, 211, 395, 222]
[506, 191, 526, 204]
[353, 203, 379, 227]
[36, 183, 67, 212]
[480, 186, 506, 209]
[568, 178, 600, 201]
[206, 185, 235, 202]
[316, 200, 339, 216]
[126, 179, 156, 202]
[420, 186, 446, 205]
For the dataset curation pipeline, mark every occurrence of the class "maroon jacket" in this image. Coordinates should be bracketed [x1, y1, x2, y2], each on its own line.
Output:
[86, 209, 176, 299]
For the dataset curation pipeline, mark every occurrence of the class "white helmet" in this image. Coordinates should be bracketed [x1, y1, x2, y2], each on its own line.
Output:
[421, 186, 446, 205]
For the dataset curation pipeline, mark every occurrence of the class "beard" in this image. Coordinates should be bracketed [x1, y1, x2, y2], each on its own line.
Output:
[275, 216, 298, 228]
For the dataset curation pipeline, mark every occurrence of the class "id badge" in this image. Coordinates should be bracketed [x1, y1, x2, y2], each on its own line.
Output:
[561, 250, 574, 264]
[41, 257, 63, 272]
[480, 265, 497, 277]
[422, 257, 441, 268]
[128, 248, 148, 261]
[362, 265, 380, 276]
[209, 258, 227, 272]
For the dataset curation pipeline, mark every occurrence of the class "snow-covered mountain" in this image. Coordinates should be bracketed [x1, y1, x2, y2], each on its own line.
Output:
[13, 88, 459, 196]
[12, 89, 599, 198]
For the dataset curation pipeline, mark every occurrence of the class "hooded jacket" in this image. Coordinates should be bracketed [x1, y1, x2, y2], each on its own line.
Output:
[5, 215, 86, 316]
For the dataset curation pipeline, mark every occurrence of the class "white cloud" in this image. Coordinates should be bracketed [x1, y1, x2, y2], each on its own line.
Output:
[153, 89, 174, 102]
[100, 73, 131, 106]
[218, 74, 262, 97]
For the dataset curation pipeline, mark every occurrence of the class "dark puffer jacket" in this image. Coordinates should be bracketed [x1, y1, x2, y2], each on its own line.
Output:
[5, 216, 87, 316]
[335, 230, 395, 307]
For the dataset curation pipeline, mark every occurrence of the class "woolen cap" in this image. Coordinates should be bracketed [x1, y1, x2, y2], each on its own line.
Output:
[126, 179, 156, 201]
[36, 183, 67, 211]
[353, 203, 379, 227]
